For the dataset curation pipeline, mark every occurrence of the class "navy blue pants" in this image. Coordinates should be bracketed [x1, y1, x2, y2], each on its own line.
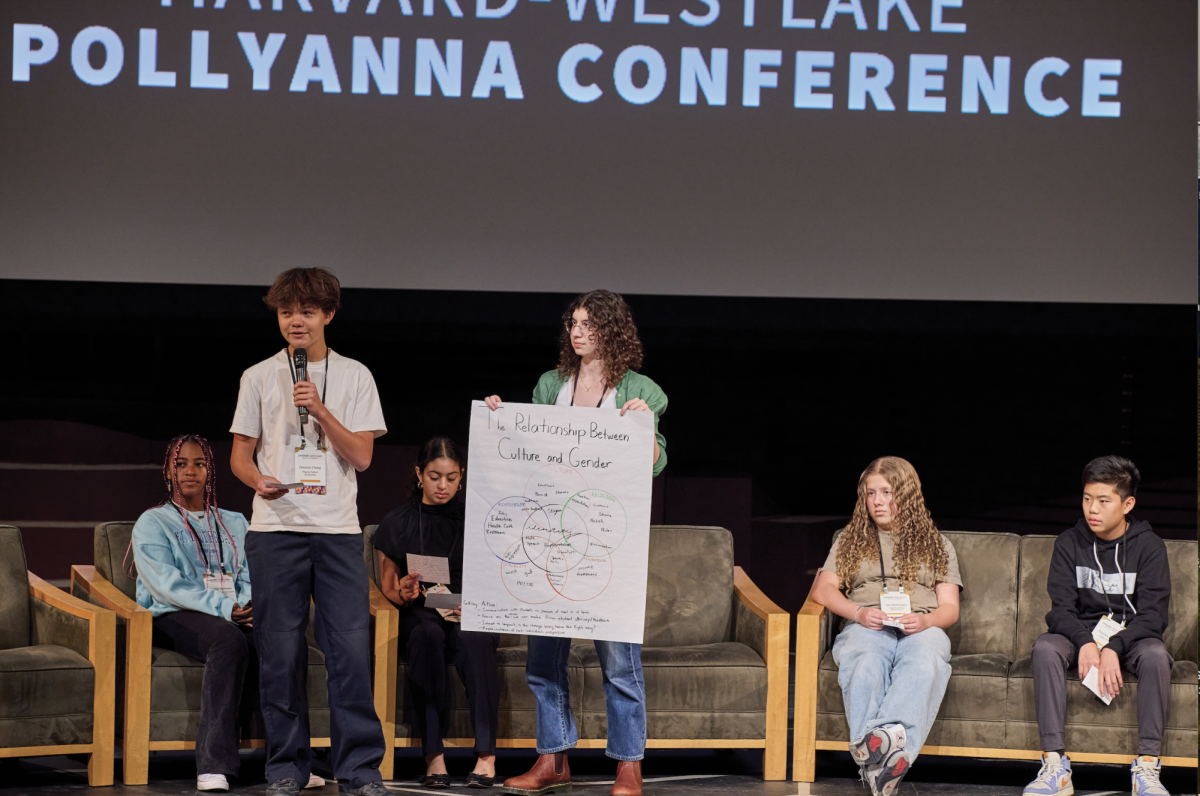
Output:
[246, 531, 384, 788]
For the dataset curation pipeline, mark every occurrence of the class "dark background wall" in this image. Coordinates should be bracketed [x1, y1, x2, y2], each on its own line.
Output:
[3, 277, 1194, 607]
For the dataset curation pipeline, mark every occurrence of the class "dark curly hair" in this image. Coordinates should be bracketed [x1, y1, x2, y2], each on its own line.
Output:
[556, 290, 644, 388]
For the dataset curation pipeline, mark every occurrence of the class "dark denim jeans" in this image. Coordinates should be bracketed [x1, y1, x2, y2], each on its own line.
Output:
[246, 531, 385, 788]
[526, 636, 646, 761]
[152, 610, 256, 777]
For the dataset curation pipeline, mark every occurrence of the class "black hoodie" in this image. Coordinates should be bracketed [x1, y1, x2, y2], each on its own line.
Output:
[1044, 516, 1171, 658]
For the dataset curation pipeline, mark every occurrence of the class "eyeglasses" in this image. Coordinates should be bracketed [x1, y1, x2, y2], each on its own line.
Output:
[565, 319, 595, 333]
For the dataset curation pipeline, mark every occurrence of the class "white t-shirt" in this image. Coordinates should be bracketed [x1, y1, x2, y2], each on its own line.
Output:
[555, 380, 617, 409]
[230, 350, 387, 534]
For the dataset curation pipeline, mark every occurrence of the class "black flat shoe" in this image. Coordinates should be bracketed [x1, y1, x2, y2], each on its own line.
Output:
[466, 773, 494, 789]
[422, 774, 451, 789]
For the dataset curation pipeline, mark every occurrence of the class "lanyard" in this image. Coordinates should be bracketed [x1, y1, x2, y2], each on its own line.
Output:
[1092, 539, 1132, 623]
[570, 372, 606, 408]
[174, 503, 224, 574]
[286, 349, 330, 450]
[876, 531, 896, 592]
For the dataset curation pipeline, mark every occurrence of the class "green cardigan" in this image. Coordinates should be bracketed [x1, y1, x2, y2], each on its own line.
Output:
[531, 369, 668, 477]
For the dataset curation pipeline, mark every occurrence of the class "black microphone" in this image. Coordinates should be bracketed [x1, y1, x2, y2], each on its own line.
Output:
[294, 348, 309, 424]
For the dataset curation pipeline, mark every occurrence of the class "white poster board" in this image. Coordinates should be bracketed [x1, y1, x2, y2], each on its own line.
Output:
[461, 400, 654, 644]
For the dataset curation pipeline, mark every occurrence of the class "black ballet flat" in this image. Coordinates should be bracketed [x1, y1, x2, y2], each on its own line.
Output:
[466, 773, 495, 788]
[422, 774, 451, 789]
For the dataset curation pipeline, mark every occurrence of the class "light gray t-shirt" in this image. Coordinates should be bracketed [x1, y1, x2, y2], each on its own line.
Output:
[820, 530, 962, 614]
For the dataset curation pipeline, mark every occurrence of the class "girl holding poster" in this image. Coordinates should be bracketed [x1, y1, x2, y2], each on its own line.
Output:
[810, 457, 963, 796]
[484, 289, 667, 796]
[373, 437, 501, 789]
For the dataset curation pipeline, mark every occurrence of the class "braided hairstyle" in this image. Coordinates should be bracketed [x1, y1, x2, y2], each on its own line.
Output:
[410, 436, 465, 505]
[125, 434, 243, 587]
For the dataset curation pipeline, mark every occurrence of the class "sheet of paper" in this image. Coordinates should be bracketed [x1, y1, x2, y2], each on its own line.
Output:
[461, 400, 655, 643]
[1082, 666, 1114, 706]
[407, 554, 452, 584]
[423, 592, 462, 610]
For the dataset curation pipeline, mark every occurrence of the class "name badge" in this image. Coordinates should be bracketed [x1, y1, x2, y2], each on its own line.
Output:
[295, 448, 327, 487]
[203, 572, 237, 601]
[1092, 614, 1125, 649]
[879, 587, 911, 628]
[425, 583, 460, 623]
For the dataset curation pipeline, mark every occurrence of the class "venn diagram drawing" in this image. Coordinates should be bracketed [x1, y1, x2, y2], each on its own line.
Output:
[483, 464, 627, 604]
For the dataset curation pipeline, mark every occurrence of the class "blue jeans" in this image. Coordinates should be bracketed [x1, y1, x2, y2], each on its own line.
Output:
[832, 622, 951, 759]
[246, 532, 385, 788]
[526, 636, 646, 761]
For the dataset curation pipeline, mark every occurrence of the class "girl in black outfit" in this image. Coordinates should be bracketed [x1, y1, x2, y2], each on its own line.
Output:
[372, 437, 500, 789]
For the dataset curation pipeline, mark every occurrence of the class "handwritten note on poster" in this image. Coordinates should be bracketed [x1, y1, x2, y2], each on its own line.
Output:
[460, 401, 654, 643]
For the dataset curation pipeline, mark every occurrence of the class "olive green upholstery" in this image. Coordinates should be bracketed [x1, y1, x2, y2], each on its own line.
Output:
[365, 523, 779, 751]
[0, 525, 114, 787]
[89, 522, 331, 746]
[1007, 536, 1199, 759]
[801, 530, 1199, 773]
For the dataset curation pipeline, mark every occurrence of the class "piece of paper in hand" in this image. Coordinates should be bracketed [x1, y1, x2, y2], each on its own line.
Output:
[1082, 666, 1114, 705]
[407, 554, 451, 584]
[423, 592, 461, 610]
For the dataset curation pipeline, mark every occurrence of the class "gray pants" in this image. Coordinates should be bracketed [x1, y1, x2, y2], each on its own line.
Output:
[1032, 632, 1172, 756]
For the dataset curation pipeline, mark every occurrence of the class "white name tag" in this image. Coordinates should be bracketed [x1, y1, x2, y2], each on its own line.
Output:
[1092, 614, 1125, 649]
[295, 448, 327, 487]
[203, 572, 237, 601]
[426, 583, 460, 623]
[879, 588, 911, 618]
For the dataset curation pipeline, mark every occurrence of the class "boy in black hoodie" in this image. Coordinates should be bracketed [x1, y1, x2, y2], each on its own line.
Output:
[1022, 456, 1172, 796]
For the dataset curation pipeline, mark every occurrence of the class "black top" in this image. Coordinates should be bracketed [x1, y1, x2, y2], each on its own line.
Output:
[371, 501, 465, 609]
[1044, 516, 1171, 658]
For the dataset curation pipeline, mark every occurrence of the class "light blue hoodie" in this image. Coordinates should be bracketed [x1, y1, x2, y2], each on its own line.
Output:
[131, 503, 253, 620]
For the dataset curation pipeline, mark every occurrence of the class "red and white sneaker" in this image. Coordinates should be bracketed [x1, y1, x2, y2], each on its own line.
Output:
[851, 724, 908, 768]
[869, 748, 914, 796]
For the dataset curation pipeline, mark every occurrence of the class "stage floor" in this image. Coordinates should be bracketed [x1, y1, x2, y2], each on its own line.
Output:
[2, 749, 1195, 796]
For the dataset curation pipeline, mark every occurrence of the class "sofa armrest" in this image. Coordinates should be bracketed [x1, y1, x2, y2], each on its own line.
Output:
[29, 571, 116, 786]
[792, 575, 830, 782]
[72, 565, 143, 618]
[368, 580, 399, 780]
[732, 566, 789, 780]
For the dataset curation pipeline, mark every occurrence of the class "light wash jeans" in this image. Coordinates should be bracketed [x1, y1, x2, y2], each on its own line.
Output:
[526, 636, 646, 761]
[832, 622, 952, 759]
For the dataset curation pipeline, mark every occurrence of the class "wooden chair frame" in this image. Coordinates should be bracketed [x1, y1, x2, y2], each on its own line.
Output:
[0, 573, 117, 787]
[71, 565, 400, 783]
[382, 566, 790, 781]
[792, 578, 1199, 782]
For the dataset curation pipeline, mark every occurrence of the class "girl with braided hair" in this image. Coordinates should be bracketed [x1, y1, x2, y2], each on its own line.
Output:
[131, 435, 323, 793]
[811, 457, 963, 796]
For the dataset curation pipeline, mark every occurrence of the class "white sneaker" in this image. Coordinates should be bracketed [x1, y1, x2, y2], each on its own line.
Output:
[1131, 755, 1170, 796]
[851, 723, 907, 768]
[1022, 752, 1073, 796]
[197, 774, 230, 792]
[305, 774, 326, 789]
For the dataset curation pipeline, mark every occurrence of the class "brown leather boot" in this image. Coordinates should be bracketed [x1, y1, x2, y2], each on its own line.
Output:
[501, 752, 571, 795]
[610, 760, 642, 796]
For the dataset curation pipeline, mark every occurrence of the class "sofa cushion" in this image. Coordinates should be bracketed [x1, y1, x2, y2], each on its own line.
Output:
[394, 643, 586, 741]
[149, 643, 329, 741]
[817, 650, 1010, 723]
[578, 641, 766, 715]
[0, 526, 31, 650]
[941, 532, 1020, 660]
[1016, 536, 1199, 667]
[0, 644, 94, 720]
[95, 522, 138, 602]
[644, 527, 734, 648]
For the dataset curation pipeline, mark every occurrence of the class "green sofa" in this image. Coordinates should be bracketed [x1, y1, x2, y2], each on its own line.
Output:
[0, 525, 116, 786]
[793, 530, 1199, 782]
[365, 524, 792, 780]
[73, 521, 400, 783]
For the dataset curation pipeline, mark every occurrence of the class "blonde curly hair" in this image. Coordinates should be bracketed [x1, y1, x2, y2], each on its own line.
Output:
[835, 456, 948, 592]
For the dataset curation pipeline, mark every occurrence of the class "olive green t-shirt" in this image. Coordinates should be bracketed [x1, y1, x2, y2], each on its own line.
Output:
[819, 530, 962, 614]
